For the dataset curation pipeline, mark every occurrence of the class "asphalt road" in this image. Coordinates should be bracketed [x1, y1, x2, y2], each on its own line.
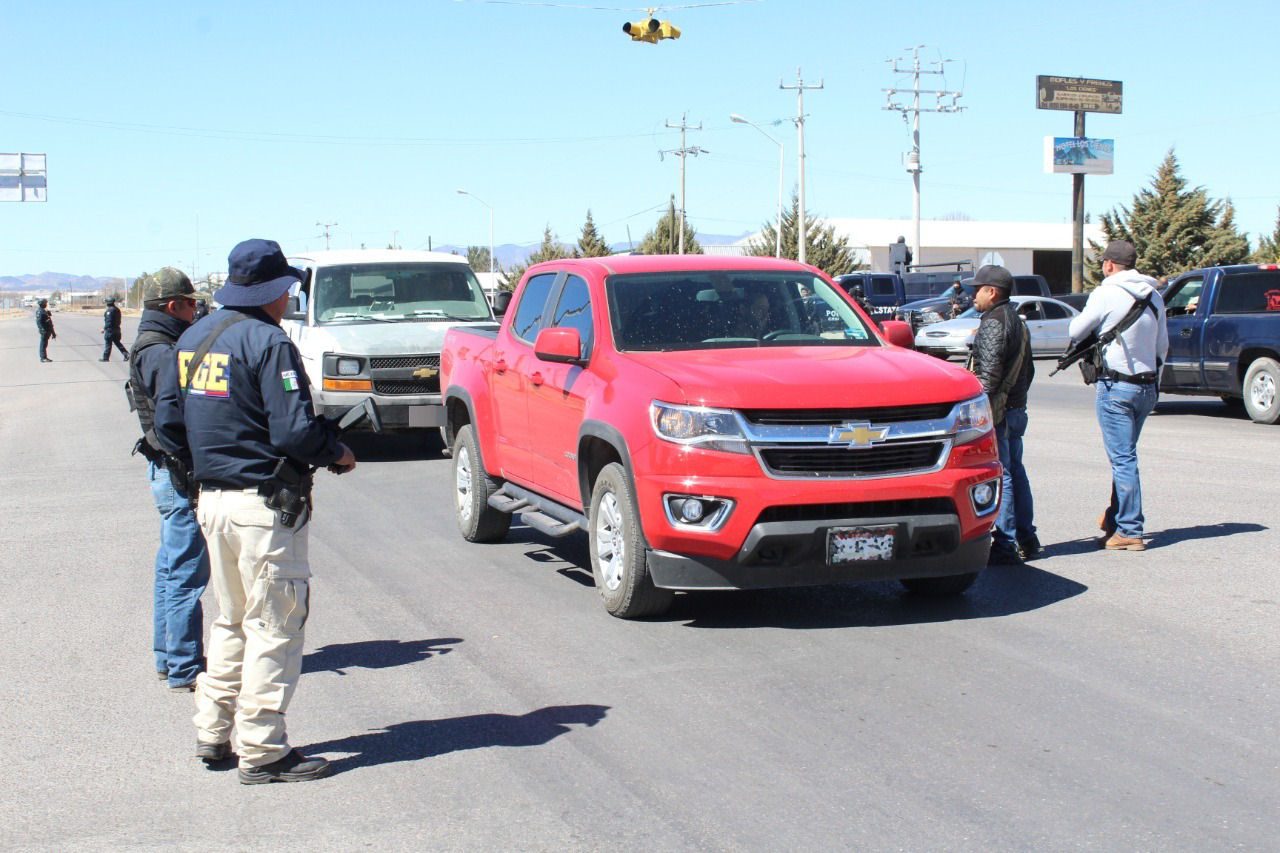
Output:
[1, 312, 1276, 851]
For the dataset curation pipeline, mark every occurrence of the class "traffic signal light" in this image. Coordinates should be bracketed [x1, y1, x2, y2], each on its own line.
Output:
[623, 17, 680, 44]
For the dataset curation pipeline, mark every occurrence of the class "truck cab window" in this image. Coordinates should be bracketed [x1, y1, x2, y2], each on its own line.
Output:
[551, 275, 593, 357]
[511, 273, 557, 343]
[1165, 277, 1204, 316]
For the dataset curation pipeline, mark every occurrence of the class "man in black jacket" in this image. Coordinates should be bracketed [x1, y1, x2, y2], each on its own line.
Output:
[970, 265, 1038, 564]
[129, 269, 209, 691]
[101, 296, 129, 361]
[35, 298, 55, 362]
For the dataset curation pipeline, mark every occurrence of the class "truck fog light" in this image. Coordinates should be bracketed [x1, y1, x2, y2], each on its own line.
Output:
[663, 494, 734, 532]
[970, 479, 1000, 516]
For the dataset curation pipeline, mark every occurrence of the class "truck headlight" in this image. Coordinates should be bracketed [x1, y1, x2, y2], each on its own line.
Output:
[650, 401, 749, 454]
[336, 357, 362, 376]
[951, 395, 993, 444]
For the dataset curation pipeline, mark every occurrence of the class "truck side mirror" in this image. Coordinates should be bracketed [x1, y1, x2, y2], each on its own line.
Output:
[284, 295, 306, 322]
[879, 319, 915, 349]
[534, 327, 584, 364]
[492, 290, 513, 316]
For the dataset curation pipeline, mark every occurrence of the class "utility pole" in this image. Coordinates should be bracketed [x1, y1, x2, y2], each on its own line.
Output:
[316, 221, 337, 250]
[883, 46, 964, 270]
[780, 68, 823, 266]
[661, 113, 706, 255]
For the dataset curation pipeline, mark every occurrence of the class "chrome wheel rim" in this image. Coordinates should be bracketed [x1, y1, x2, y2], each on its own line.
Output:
[1250, 372, 1276, 413]
[455, 444, 473, 523]
[594, 492, 624, 591]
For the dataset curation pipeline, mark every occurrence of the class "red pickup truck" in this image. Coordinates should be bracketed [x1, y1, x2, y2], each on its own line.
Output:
[441, 255, 1001, 618]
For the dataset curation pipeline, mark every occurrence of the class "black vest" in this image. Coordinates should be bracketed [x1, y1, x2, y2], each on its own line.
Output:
[127, 330, 177, 448]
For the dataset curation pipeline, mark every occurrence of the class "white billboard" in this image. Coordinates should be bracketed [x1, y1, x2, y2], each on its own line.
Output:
[0, 153, 48, 201]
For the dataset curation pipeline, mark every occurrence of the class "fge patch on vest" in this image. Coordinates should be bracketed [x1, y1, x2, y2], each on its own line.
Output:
[178, 351, 231, 398]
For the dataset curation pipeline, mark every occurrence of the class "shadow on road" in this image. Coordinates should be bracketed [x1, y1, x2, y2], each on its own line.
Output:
[1152, 399, 1246, 420]
[342, 430, 447, 463]
[1147, 521, 1267, 548]
[307, 704, 609, 773]
[303, 638, 463, 676]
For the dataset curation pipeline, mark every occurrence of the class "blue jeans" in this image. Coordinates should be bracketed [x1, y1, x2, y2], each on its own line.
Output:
[149, 461, 210, 686]
[1095, 380, 1158, 537]
[994, 407, 1035, 551]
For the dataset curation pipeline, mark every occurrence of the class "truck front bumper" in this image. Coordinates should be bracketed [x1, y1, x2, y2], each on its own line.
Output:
[647, 514, 990, 590]
[314, 393, 444, 430]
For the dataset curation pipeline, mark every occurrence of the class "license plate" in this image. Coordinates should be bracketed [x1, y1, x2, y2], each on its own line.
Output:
[827, 525, 897, 564]
[408, 405, 445, 428]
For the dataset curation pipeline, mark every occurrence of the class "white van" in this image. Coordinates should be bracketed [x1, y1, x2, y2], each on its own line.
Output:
[282, 249, 497, 433]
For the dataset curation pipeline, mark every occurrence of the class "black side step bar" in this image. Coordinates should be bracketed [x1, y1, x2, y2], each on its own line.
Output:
[488, 483, 587, 538]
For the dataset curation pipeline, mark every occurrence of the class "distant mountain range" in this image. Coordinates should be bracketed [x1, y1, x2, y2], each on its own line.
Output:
[0, 232, 752, 290]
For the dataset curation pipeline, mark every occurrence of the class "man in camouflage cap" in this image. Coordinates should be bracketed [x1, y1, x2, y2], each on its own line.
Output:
[127, 267, 210, 693]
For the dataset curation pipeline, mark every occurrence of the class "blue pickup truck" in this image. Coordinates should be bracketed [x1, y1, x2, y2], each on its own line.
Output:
[1159, 263, 1280, 424]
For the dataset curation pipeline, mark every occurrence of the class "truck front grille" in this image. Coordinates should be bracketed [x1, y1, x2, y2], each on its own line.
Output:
[758, 441, 945, 477]
[741, 403, 955, 425]
[373, 379, 439, 395]
[370, 355, 439, 370]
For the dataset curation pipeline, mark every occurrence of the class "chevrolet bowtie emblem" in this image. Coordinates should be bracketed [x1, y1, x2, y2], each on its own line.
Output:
[412, 366, 439, 380]
[831, 423, 889, 447]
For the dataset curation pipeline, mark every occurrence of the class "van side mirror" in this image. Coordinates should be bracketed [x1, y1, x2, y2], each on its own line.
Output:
[879, 319, 915, 349]
[534, 327, 584, 364]
[492, 290, 513, 316]
[284, 295, 306, 322]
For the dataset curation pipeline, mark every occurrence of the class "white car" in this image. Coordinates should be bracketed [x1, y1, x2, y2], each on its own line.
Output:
[914, 295, 1080, 359]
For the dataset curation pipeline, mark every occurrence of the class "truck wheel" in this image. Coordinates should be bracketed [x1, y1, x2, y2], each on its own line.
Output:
[1242, 357, 1280, 424]
[588, 463, 674, 619]
[453, 425, 510, 542]
[900, 572, 979, 597]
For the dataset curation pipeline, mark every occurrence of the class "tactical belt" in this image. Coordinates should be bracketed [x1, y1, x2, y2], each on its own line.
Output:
[1103, 369, 1158, 385]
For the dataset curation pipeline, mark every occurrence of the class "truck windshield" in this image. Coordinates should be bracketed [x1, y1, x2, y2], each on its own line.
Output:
[606, 272, 876, 351]
[312, 262, 491, 324]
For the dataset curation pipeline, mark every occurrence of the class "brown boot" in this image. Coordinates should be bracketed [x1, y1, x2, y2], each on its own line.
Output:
[1104, 533, 1145, 551]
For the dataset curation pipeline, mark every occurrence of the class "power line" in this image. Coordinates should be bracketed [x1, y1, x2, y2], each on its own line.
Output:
[660, 113, 707, 254]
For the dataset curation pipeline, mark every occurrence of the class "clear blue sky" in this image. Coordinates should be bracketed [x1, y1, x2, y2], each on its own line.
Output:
[2, 0, 1277, 278]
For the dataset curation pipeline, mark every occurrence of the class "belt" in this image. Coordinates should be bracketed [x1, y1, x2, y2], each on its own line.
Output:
[200, 481, 274, 496]
[1103, 369, 1158, 385]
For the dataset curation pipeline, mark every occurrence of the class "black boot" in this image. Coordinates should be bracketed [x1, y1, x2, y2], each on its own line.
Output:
[238, 749, 331, 785]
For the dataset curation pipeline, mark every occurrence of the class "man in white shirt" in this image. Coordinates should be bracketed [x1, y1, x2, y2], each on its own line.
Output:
[1068, 240, 1169, 551]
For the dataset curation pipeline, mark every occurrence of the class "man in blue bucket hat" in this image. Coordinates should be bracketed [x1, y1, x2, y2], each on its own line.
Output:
[155, 238, 356, 784]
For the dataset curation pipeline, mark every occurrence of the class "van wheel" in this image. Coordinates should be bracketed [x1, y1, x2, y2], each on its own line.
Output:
[1242, 357, 1280, 424]
[900, 572, 979, 596]
[588, 463, 673, 619]
[453, 425, 510, 542]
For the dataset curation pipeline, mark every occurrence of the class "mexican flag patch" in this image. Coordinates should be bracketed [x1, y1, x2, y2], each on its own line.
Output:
[282, 370, 300, 392]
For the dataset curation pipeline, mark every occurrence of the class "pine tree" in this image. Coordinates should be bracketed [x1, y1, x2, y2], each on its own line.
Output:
[1088, 149, 1247, 285]
[1251, 205, 1280, 263]
[466, 245, 493, 272]
[639, 196, 702, 255]
[745, 191, 861, 277]
[576, 210, 611, 257]
[500, 225, 574, 290]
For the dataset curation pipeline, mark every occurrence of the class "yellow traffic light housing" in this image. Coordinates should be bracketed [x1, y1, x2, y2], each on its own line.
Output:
[622, 17, 680, 44]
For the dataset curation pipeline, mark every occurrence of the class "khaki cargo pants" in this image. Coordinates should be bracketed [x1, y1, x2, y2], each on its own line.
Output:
[194, 487, 311, 768]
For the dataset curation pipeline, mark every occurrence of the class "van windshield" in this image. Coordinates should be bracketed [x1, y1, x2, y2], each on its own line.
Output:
[311, 262, 492, 324]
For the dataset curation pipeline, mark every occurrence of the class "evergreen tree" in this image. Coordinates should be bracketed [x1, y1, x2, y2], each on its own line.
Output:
[576, 210, 611, 257]
[466, 245, 493, 272]
[500, 225, 574, 290]
[1088, 149, 1248, 284]
[639, 196, 701, 255]
[745, 191, 861, 277]
[1250, 205, 1280, 263]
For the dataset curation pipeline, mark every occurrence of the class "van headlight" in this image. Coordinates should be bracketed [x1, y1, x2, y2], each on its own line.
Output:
[336, 357, 362, 376]
[650, 401, 749, 454]
[951, 395, 993, 444]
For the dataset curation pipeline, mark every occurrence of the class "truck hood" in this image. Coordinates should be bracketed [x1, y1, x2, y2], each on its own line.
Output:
[627, 345, 981, 409]
[300, 320, 494, 356]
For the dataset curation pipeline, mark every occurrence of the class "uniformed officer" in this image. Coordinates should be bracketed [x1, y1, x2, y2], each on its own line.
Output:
[192, 299, 210, 321]
[35, 298, 56, 362]
[155, 238, 356, 784]
[130, 268, 209, 691]
[102, 296, 129, 361]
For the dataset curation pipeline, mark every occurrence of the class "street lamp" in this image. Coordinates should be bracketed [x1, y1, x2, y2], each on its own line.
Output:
[456, 189, 495, 278]
[730, 114, 783, 259]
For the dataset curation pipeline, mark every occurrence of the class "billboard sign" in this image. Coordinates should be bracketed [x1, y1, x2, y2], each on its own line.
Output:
[1036, 76, 1123, 114]
[1045, 137, 1114, 175]
[0, 153, 47, 202]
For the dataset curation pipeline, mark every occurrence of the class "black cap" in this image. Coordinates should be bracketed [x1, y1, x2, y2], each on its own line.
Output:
[973, 264, 1013, 291]
[1101, 240, 1137, 267]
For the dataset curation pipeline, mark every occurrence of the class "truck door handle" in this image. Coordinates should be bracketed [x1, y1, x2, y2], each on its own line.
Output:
[530, 371, 544, 386]
[494, 358, 508, 373]
[1180, 328, 1193, 337]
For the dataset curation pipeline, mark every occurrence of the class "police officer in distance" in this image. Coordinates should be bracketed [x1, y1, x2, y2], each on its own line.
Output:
[102, 296, 129, 361]
[155, 238, 356, 783]
[35, 298, 56, 362]
[192, 299, 210, 321]
[129, 268, 209, 692]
